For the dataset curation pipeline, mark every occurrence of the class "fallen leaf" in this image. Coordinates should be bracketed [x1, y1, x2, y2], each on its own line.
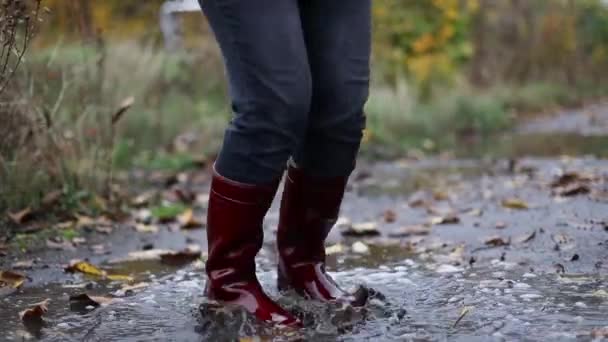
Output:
[65, 261, 133, 282]
[118, 282, 149, 295]
[69, 293, 114, 311]
[484, 236, 511, 247]
[46, 238, 75, 251]
[174, 188, 196, 204]
[72, 237, 87, 245]
[178, 209, 204, 229]
[501, 198, 529, 210]
[131, 191, 157, 207]
[556, 184, 590, 197]
[433, 190, 449, 201]
[453, 306, 473, 328]
[465, 208, 483, 217]
[591, 289, 608, 299]
[95, 226, 113, 235]
[112, 96, 135, 125]
[388, 225, 431, 238]
[516, 231, 536, 244]
[41, 190, 63, 207]
[1, 270, 26, 289]
[383, 210, 397, 223]
[550, 172, 590, 188]
[325, 243, 346, 255]
[160, 247, 202, 266]
[134, 224, 159, 234]
[20, 299, 50, 324]
[408, 191, 430, 208]
[341, 222, 380, 237]
[75, 215, 111, 229]
[430, 215, 460, 225]
[8, 207, 33, 225]
[351, 241, 370, 254]
[591, 327, 608, 338]
[12, 260, 34, 270]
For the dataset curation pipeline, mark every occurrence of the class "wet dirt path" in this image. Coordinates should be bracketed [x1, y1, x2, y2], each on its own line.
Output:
[1, 107, 608, 341]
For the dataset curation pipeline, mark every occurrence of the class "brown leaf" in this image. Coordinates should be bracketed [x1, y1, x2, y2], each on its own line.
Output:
[95, 226, 113, 235]
[430, 214, 460, 225]
[160, 247, 202, 266]
[433, 190, 449, 201]
[111, 96, 135, 125]
[484, 236, 511, 247]
[516, 231, 536, 244]
[501, 198, 529, 210]
[452, 306, 472, 328]
[1, 270, 26, 289]
[20, 299, 50, 323]
[341, 222, 380, 237]
[8, 207, 33, 225]
[550, 172, 590, 188]
[408, 191, 430, 208]
[383, 210, 397, 223]
[388, 225, 431, 238]
[119, 282, 150, 295]
[556, 184, 590, 197]
[12, 260, 34, 270]
[591, 327, 608, 338]
[178, 209, 204, 229]
[41, 190, 63, 207]
[174, 188, 196, 204]
[69, 293, 114, 311]
[46, 238, 75, 251]
[495, 221, 507, 229]
[131, 191, 157, 207]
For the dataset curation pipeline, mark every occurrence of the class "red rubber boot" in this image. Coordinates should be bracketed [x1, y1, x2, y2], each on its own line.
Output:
[277, 165, 368, 306]
[205, 168, 301, 327]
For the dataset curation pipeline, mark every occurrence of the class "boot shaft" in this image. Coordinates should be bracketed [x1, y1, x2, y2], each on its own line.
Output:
[277, 166, 348, 263]
[206, 169, 279, 284]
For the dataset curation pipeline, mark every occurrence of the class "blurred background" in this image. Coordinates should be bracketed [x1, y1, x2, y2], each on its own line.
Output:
[2, 0, 608, 211]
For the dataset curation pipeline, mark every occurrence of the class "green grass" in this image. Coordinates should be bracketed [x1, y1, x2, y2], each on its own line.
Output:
[363, 78, 607, 155]
[1, 42, 228, 213]
[2, 41, 608, 217]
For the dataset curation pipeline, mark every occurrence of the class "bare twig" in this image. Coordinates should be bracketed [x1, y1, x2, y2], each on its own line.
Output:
[0, 0, 42, 95]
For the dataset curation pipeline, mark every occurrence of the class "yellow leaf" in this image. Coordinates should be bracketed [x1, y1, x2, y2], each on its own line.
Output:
[65, 261, 133, 282]
[0, 270, 26, 289]
[178, 209, 204, 229]
[107, 274, 135, 282]
[501, 198, 529, 210]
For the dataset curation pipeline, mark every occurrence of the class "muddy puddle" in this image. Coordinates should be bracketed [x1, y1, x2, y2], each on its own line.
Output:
[2, 113, 608, 341]
[3, 247, 607, 341]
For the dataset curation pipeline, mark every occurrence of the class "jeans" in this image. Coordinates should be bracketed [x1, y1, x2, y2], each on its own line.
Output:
[199, 0, 371, 184]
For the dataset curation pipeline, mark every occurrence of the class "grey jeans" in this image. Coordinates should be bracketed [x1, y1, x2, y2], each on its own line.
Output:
[199, 0, 371, 184]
